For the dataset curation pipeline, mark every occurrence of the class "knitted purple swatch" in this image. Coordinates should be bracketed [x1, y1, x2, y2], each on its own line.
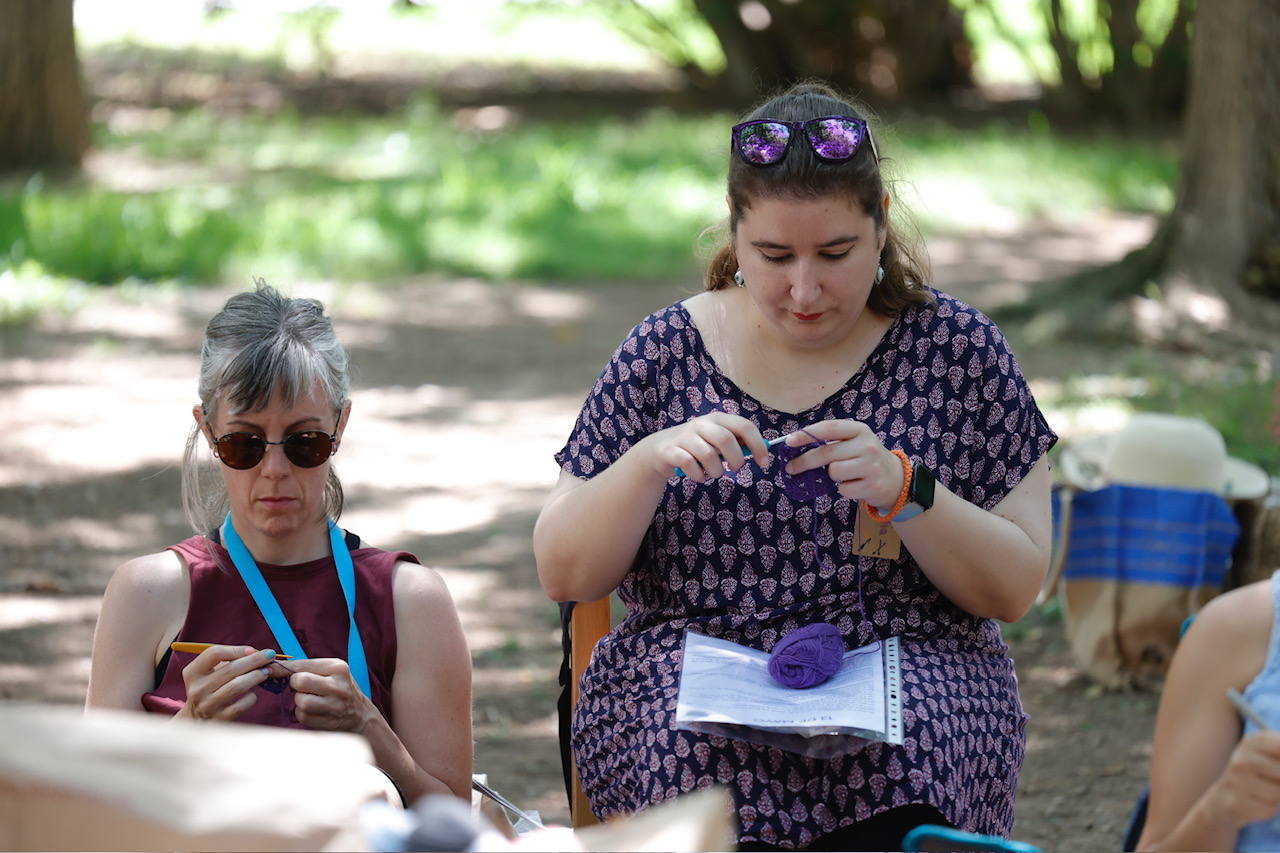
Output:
[767, 622, 845, 689]
[772, 441, 839, 502]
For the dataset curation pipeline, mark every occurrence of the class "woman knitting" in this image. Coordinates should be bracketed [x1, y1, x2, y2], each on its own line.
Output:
[534, 82, 1056, 850]
[86, 283, 472, 806]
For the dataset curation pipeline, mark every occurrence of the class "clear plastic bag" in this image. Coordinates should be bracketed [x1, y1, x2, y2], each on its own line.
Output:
[673, 631, 902, 759]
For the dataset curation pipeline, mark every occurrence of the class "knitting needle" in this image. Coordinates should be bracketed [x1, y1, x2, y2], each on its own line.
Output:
[170, 642, 293, 660]
[471, 777, 545, 829]
[1227, 688, 1271, 730]
[674, 434, 790, 479]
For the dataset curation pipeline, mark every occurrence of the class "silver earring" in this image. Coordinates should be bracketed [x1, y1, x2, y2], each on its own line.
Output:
[875, 264, 885, 284]
[734, 269, 746, 288]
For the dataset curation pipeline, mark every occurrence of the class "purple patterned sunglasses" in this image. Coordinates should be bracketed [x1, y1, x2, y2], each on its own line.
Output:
[730, 115, 878, 166]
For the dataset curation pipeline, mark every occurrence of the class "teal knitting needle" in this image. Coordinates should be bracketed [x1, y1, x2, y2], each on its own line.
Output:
[674, 435, 789, 478]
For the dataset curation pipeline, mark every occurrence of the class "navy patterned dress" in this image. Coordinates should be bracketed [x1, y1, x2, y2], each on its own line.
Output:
[555, 289, 1056, 848]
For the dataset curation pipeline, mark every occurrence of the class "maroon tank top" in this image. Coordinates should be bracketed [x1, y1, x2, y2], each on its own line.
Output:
[142, 533, 413, 729]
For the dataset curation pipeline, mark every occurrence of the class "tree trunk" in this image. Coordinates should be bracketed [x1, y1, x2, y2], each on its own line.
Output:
[1099, 0, 1147, 127]
[0, 0, 90, 173]
[691, 0, 971, 107]
[1144, 0, 1280, 341]
[691, 0, 790, 105]
[993, 0, 1278, 356]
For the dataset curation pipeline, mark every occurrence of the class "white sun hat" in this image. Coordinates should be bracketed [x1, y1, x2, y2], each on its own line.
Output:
[1058, 412, 1270, 500]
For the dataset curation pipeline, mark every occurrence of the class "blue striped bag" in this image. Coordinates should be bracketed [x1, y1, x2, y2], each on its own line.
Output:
[1054, 483, 1239, 688]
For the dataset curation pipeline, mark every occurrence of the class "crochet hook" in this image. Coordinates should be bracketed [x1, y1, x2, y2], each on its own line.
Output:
[1227, 688, 1271, 730]
[471, 777, 545, 829]
[170, 642, 294, 659]
[674, 434, 790, 479]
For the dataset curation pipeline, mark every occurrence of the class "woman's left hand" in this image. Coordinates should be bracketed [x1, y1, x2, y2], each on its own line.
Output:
[286, 658, 375, 733]
[783, 419, 904, 507]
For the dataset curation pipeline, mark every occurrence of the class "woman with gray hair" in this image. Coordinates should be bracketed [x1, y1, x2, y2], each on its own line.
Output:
[87, 282, 472, 806]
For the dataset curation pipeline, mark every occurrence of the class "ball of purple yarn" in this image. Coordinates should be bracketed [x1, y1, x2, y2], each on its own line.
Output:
[767, 622, 845, 689]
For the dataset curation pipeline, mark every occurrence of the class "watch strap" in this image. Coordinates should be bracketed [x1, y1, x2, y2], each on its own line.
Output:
[894, 501, 926, 522]
[892, 460, 937, 522]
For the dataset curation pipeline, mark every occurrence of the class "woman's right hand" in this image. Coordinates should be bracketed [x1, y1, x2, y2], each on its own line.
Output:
[638, 413, 772, 483]
[178, 645, 286, 721]
[1205, 730, 1280, 829]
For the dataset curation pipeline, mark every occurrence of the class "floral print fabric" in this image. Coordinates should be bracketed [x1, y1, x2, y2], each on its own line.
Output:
[554, 290, 1056, 847]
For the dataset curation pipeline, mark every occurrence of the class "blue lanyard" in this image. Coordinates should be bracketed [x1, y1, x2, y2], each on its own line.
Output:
[221, 513, 372, 699]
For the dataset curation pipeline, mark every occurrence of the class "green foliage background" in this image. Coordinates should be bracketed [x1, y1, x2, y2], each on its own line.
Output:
[0, 104, 1177, 287]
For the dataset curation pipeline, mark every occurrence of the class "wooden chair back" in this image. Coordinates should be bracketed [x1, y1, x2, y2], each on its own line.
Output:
[568, 596, 612, 828]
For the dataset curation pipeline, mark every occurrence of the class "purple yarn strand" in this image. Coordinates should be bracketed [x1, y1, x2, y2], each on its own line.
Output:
[771, 428, 838, 502]
[766, 427, 881, 690]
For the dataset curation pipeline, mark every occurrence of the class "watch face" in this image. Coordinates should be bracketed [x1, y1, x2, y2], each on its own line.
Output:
[911, 463, 937, 509]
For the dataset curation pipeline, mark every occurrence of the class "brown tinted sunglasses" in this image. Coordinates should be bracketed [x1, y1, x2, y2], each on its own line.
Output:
[209, 429, 337, 470]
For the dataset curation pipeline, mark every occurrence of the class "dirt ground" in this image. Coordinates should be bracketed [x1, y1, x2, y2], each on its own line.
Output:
[0, 213, 1163, 851]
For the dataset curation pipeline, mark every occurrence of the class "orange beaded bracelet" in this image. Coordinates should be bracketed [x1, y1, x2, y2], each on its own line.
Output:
[866, 449, 913, 523]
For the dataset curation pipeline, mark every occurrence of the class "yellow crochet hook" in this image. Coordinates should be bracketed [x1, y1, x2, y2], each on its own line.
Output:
[170, 642, 293, 660]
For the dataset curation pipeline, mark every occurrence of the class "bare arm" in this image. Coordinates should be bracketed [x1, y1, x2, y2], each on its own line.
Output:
[88, 551, 308, 721]
[533, 413, 772, 602]
[893, 455, 1052, 621]
[786, 419, 1052, 622]
[1138, 583, 1280, 851]
[284, 562, 473, 802]
[86, 551, 188, 711]
[381, 561, 473, 801]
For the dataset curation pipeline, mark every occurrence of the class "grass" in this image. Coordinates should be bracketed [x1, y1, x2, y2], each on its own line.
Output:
[1129, 370, 1277, 472]
[0, 103, 731, 289]
[0, 102, 1179, 303]
[1044, 355, 1280, 472]
[893, 117, 1178, 232]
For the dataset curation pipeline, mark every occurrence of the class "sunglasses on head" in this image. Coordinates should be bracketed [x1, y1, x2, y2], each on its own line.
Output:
[730, 115, 878, 166]
[209, 429, 338, 470]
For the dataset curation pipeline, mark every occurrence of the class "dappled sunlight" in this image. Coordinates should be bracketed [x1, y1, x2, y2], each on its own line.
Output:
[348, 382, 471, 416]
[1, 514, 182, 560]
[1, 219, 1202, 835]
[1033, 374, 1147, 442]
[425, 567, 491, 614]
[0, 375, 194, 488]
[339, 389, 577, 541]
[473, 668, 560, 696]
[1043, 401, 1134, 442]
[931, 211, 1157, 311]
[914, 175, 1025, 234]
[85, 146, 237, 195]
[1133, 276, 1234, 339]
[0, 658, 93, 704]
[0, 595, 102, 633]
[341, 277, 595, 330]
[353, 490, 505, 539]
[512, 287, 596, 324]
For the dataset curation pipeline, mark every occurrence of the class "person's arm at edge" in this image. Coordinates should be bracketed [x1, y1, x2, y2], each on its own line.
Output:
[86, 550, 188, 712]
[1138, 582, 1273, 851]
[373, 560, 473, 803]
